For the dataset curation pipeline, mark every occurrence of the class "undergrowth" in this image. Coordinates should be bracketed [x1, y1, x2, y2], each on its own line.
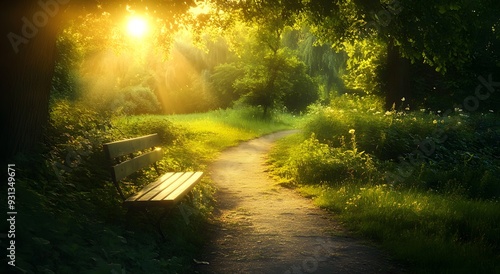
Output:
[1, 101, 296, 273]
[268, 94, 500, 273]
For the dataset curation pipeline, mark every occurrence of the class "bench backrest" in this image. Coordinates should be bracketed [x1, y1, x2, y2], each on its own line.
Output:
[103, 134, 163, 200]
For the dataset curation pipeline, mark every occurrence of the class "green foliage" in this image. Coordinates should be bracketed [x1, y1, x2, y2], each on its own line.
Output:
[47, 100, 122, 193]
[111, 85, 162, 115]
[301, 95, 500, 198]
[268, 93, 500, 273]
[50, 31, 83, 102]
[113, 115, 181, 145]
[288, 133, 378, 185]
[210, 62, 246, 108]
[280, 57, 319, 113]
[303, 0, 499, 75]
[295, 29, 348, 100]
[341, 38, 386, 95]
[234, 49, 319, 115]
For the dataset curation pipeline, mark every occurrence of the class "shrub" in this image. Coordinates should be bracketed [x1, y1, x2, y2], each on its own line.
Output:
[301, 94, 500, 198]
[111, 85, 162, 115]
[113, 115, 182, 145]
[289, 132, 379, 185]
[47, 100, 122, 193]
[10, 101, 213, 273]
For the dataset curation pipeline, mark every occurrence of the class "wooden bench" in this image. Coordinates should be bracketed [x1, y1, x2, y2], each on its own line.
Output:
[103, 133, 203, 211]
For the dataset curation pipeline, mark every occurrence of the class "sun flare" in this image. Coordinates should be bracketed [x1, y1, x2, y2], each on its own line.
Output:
[127, 16, 148, 37]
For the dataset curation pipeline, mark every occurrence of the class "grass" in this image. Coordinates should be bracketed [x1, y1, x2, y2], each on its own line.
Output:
[12, 98, 499, 273]
[6, 103, 299, 274]
[268, 95, 500, 273]
[295, 183, 500, 273]
[114, 107, 299, 167]
[111, 108, 299, 271]
[169, 107, 298, 150]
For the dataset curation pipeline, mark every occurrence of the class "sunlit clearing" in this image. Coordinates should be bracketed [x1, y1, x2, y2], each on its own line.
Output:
[127, 16, 148, 37]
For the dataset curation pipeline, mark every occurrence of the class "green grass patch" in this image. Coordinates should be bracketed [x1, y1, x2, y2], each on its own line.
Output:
[295, 183, 500, 273]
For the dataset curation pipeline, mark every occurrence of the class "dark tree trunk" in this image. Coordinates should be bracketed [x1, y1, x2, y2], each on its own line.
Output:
[385, 39, 412, 110]
[1, 1, 62, 159]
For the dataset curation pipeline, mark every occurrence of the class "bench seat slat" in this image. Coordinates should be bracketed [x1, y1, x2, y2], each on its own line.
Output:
[161, 172, 204, 203]
[125, 172, 177, 201]
[126, 172, 184, 202]
[141, 172, 194, 202]
[124, 172, 203, 207]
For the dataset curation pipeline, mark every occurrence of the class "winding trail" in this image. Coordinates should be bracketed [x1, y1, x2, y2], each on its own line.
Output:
[196, 130, 404, 274]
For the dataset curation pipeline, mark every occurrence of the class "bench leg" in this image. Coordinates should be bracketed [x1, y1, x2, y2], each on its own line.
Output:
[127, 201, 194, 241]
[128, 207, 172, 241]
[178, 192, 197, 225]
[156, 208, 172, 241]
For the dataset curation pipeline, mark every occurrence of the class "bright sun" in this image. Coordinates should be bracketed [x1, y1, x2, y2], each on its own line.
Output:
[127, 16, 148, 37]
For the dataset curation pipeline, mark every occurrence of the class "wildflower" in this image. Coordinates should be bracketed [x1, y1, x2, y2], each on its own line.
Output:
[349, 129, 355, 134]
[401, 97, 406, 102]
[432, 120, 438, 124]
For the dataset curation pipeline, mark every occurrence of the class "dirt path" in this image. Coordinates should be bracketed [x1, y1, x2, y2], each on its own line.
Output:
[196, 130, 404, 274]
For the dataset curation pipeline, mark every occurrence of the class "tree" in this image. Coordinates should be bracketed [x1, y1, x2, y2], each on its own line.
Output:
[1, 0, 197, 158]
[289, 28, 350, 100]
[1, 0, 63, 159]
[208, 0, 319, 115]
[210, 62, 245, 108]
[302, 0, 500, 108]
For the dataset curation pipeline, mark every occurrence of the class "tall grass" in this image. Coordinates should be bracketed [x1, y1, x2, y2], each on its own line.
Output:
[295, 184, 500, 273]
[170, 107, 297, 161]
[268, 94, 500, 273]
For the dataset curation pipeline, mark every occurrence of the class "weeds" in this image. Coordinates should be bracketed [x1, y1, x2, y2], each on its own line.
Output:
[269, 94, 500, 273]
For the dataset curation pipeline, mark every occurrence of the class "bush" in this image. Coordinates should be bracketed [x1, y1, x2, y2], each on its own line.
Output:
[111, 85, 162, 115]
[3, 101, 211, 273]
[210, 62, 246, 108]
[47, 100, 122, 193]
[112, 115, 182, 145]
[301, 94, 500, 198]
[289, 132, 379, 185]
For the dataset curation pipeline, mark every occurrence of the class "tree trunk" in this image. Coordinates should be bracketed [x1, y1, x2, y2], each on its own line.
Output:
[1, 1, 61, 159]
[385, 39, 411, 110]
